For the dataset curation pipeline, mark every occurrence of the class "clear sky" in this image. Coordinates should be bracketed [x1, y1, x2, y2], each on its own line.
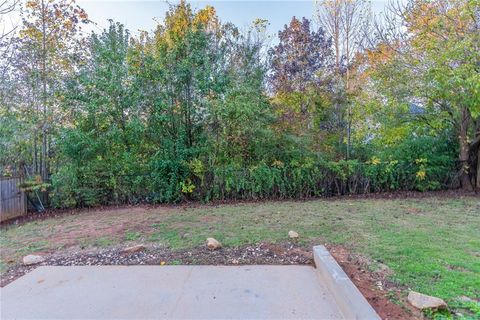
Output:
[77, 0, 391, 38]
[1, 0, 391, 41]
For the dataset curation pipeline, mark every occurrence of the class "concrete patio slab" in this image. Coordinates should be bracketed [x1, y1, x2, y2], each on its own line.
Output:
[1, 246, 380, 319]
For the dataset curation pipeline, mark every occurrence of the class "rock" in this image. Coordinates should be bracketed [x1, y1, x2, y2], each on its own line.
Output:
[407, 291, 447, 310]
[288, 230, 299, 239]
[23, 255, 45, 266]
[206, 238, 222, 250]
[457, 296, 475, 303]
[121, 245, 145, 254]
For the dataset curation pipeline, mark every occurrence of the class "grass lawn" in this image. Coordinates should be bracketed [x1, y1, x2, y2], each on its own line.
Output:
[1, 196, 479, 309]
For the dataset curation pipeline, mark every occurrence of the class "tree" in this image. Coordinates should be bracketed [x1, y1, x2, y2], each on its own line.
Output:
[2, 0, 471, 206]
[211, 19, 275, 165]
[315, 0, 371, 158]
[269, 17, 332, 93]
[268, 17, 333, 144]
[145, 1, 222, 150]
[370, 0, 479, 189]
[18, 0, 88, 181]
[53, 21, 144, 206]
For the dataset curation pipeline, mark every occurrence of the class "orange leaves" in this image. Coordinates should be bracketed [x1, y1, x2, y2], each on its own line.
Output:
[63, 19, 73, 31]
[156, 1, 222, 48]
[365, 42, 398, 69]
[25, 1, 38, 9]
[405, 0, 438, 33]
[73, 7, 88, 22]
[78, 10, 88, 22]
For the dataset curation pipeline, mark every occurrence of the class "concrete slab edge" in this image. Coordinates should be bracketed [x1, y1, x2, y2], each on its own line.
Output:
[313, 245, 381, 320]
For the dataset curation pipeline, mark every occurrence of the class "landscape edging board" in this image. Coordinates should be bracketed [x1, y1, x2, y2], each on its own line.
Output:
[313, 245, 381, 320]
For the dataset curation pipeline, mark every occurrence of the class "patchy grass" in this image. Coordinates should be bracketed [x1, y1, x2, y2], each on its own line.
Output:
[124, 230, 141, 241]
[1, 197, 479, 308]
[92, 237, 115, 248]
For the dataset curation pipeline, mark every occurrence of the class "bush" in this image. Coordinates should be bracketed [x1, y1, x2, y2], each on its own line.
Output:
[51, 133, 456, 208]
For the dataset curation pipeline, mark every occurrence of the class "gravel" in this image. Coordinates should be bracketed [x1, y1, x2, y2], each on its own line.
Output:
[1, 242, 313, 287]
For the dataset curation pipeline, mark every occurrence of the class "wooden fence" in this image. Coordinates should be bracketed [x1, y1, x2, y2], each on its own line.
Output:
[0, 176, 27, 222]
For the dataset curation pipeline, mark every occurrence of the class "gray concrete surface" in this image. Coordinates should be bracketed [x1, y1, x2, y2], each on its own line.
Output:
[1, 247, 380, 319]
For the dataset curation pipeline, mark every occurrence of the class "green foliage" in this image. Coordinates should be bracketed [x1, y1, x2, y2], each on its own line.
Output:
[19, 177, 50, 193]
[365, 135, 456, 192]
[6, 0, 461, 208]
[47, 9, 455, 207]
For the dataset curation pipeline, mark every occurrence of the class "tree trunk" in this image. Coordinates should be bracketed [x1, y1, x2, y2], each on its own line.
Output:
[477, 144, 480, 190]
[185, 82, 193, 148]
[33, 129, 38, 175]
[458, 106, 471, 190]
[347, 108, 351, 160]
[40, 0, 48, 183]
[473, 121, 480, 190]
[345, 17, 350, 160]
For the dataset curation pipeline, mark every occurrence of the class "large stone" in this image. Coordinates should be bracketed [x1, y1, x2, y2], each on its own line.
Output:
[206, 238, 222, 250]
[407, 291, 447, 310]
[121, 245, 145, 254]
[23, 255, 45, 266]
[288, 230, 299, 239]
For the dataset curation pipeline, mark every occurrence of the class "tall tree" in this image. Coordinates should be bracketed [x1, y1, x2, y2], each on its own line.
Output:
[316, 0, 371, 158]
[268, 17, 333, 140]
[211, 19, 274, 165]
[370, 0, 480, 189]
[269, 16, 332, 93]
[54, 21, 143, 206]
[19, 0, 88, 180]
[148, 1, 222, 150]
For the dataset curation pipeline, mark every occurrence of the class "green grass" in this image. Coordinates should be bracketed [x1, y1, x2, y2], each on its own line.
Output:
[124, 230, 141, 241]
[1, 196, 479, 308]
[92, 237, 115, 248]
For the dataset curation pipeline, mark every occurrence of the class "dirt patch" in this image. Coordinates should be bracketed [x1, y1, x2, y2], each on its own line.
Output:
[0, 205, 172, 228]
[0, 206, 169, 258]
[327, 245, 422, 320]
[1, 242, 419, 319]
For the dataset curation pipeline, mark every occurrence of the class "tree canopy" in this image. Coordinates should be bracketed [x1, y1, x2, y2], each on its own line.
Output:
[0, 0, 478, 207]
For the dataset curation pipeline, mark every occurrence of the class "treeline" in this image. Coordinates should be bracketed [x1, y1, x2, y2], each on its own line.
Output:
[0, 0, 478, 207]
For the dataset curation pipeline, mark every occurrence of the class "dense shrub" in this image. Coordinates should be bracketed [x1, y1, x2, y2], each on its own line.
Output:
[51, 135, 456, 207]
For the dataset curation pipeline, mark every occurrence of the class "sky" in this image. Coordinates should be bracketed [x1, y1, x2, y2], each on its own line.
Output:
[75, 0, 391, 38]
[2, 0, 391, 40]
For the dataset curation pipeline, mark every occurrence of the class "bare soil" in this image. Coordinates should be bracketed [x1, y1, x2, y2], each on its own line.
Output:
[326, 245, 422, 320]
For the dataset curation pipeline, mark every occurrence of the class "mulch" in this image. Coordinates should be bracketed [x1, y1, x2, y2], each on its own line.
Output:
[0, 242, 421, 319]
